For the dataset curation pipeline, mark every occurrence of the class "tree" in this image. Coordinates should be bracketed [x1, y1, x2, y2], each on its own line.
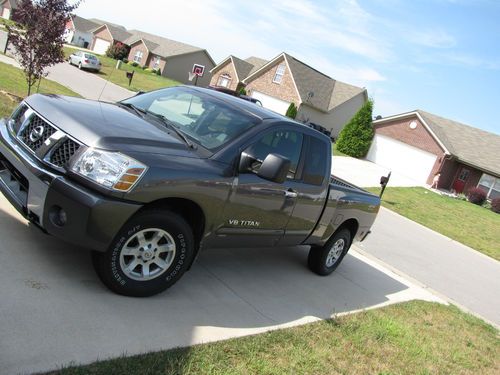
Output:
[6, 0, 80, 95]
[335, 99, 374, 158]
[106, 42, 129, 60]
[285, 102, 298, 119]
[238, 86, 247, 96]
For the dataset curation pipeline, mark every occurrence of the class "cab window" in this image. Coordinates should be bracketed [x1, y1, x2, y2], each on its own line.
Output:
[244, 130, 303, 179]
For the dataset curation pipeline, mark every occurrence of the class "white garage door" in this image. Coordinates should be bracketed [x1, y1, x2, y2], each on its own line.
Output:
[251, 91, 290, 115]
[93, 38, 111, 55]
[366, 134, 437, 185]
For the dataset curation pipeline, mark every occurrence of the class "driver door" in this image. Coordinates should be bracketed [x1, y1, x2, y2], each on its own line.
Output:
[215, 128, 304, 247]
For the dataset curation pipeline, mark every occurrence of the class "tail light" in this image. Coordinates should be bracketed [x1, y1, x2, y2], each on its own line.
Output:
[84, 59, 89, 63]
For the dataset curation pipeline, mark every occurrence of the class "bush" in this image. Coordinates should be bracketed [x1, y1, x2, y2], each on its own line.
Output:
[285, 102, 298, 119]
[467, 187, 487, 205]
[155, 68, 161, 76]
[238, 87, 247, 96]
[491, 197, 500, 213]
[141, 65, 147, 70]
[105, 42, 129, 60]
[336, 99, 374, 158]
[122, 58, 128, 63]
[131, 62, 138, 67]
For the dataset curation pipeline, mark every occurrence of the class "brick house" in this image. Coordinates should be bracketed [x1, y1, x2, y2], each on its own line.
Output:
[0, 0, 17, 20]
[123, 30, 215, 86]
[89, 23, 132, 55]
[64, 15, 102, 48]
[209, 55, 267, 91]
[367, 110, 500, 198]
[211, 52, 367, 137]
[89, 23, 215, 86]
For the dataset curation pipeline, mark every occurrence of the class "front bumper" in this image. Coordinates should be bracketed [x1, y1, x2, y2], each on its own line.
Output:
[0, 118, 141, 251]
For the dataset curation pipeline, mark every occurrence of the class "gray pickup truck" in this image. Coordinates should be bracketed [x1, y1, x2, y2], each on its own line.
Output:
[0, 86, 380, 297]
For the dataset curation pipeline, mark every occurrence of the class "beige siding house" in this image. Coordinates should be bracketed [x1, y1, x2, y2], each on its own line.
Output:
[209, 55, 267, 91]
[0, 0, 17, 20]
[123, 30, 215, 86]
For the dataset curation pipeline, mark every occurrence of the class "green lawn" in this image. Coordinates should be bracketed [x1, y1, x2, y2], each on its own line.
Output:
[368, 187, 500, 260]
[45, 301, 499, 375]
[63, 47, 180, 92]
[0, 61, 80, 118]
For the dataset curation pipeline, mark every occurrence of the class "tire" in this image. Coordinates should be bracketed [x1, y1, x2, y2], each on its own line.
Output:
[308, 228, 351, 276]
[78, 62, 82, 70]
[92, 209, 195, 297]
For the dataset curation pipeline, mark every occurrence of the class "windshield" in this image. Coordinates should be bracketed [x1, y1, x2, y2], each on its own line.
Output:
[121, 87, 260, 150]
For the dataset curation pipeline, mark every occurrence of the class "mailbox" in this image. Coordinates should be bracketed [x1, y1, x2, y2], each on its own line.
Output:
[126, 71, 134, 86]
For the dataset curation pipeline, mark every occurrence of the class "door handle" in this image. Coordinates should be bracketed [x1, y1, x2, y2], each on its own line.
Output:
[284, 189, 298, 198]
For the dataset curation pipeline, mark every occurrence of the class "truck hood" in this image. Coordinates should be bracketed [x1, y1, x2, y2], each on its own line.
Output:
[25, 94, 198, 158]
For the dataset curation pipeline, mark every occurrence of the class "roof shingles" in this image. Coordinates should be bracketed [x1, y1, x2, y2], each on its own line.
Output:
[417, 110, 500, 176]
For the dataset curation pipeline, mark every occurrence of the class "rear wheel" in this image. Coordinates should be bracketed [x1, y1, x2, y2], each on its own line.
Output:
[308, 228, 351, 276]
[92, 210, 195, 297]
[78, 62, 82, 70]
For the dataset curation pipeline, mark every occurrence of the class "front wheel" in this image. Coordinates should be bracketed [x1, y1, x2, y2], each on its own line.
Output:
[92, 210, 195, 297]
[308, 228, 352, 276]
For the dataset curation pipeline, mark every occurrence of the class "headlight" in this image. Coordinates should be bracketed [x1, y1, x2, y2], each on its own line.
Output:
[72, 148, 147, 192]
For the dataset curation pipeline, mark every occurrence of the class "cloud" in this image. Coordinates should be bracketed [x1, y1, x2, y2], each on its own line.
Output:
[409, 29, 457, 48]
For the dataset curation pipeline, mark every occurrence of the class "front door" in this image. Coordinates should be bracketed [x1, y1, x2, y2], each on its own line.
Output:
[216, 128, 304, 247]
[453, 167, 470, 193]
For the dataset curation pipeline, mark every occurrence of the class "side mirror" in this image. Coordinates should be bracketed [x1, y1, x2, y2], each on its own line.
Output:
[239, 152, 255, 172]
[257, 153, 290, 184]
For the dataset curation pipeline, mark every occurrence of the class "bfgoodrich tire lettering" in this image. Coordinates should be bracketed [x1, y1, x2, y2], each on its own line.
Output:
[308, 228, 351, 276]
[92, 210, 195, 297]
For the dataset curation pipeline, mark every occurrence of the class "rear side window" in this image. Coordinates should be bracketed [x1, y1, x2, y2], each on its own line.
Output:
[303, 136, 328, 185]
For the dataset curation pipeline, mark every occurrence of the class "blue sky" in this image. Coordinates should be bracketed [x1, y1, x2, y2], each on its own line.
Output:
[78, 0, 499, 134]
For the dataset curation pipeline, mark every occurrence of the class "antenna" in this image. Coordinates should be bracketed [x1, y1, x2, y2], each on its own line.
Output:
[98, 60, 120, 101]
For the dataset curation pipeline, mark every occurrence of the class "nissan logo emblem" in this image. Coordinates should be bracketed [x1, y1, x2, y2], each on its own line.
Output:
[29, 125, 45, 143]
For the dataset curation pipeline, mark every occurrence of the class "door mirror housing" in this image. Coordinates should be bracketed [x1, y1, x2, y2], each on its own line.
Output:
[257, 153, 290, 184]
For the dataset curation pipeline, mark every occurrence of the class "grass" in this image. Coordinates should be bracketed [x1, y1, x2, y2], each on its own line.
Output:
[0, 61, 80, 118]
[45, 301, 499, 375]
[367, 186, 500, 260]
[63, 47, 180, 92]
[332, 142, 349, 156]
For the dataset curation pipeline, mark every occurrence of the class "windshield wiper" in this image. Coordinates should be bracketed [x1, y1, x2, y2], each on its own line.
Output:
[118, 102, 147, 117]
[146, 111, 197, 150]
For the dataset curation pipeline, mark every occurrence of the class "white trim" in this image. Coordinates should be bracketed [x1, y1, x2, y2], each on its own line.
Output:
[283, 55, 302, 105]
[243, 52, 286, 84]
[209, 55, 232, 74]
[373, 111, 450, 155]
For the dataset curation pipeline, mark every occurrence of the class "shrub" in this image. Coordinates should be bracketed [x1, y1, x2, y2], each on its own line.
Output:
[122, 58, 128, 63]
[105, 42, 129, 60]
[141, 65, 147, 70]
[491, 197, 500, 213]
[155, 68, 161, 76]
[336, 99, 374, 158]
[467, 187, 487, 205]
[131, 62, 138, 67]
[238, 87, 247, 96]
[285, 102, 298, 119]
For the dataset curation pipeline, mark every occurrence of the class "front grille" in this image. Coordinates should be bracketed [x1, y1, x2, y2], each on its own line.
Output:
[19, 114, 57, 152]
[11, 104, 29, 134]
[49, 139, 81, 167]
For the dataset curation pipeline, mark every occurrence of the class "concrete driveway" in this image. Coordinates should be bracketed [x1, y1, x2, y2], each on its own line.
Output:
[0, 54, 134, 103]
[0, 195, 440, 375]
[332, 156, 424, 187]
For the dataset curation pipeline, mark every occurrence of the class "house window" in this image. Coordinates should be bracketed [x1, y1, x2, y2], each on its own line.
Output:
[273, 64, 286, 84]
[217, 73, 231, 88]
[477, 174, 500, 200]
[152, 56, 161, 69]
[133, 50, 143, 63]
